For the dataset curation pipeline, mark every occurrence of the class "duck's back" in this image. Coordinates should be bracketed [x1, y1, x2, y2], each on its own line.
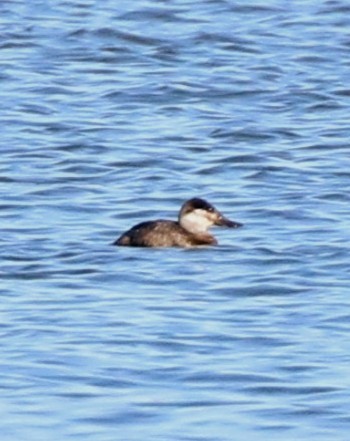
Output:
[114, 220, 215, 247]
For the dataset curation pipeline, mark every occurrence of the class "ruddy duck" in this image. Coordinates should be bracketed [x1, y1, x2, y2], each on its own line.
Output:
[113, 197, 242, 248]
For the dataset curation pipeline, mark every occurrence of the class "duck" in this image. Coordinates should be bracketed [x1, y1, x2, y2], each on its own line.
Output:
[113, 197, 242, 247]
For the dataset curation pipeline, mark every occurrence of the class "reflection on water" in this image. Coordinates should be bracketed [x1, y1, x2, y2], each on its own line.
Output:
[1, 0, 350, 440]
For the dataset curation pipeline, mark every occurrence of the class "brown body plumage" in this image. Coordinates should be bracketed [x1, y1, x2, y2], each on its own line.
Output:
[114, 198, 242, 248]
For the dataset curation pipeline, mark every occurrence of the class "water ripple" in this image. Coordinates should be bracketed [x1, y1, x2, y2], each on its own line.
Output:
[2, 0, 350, 440]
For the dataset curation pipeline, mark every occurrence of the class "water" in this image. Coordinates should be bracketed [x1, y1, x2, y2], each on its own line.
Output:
[1, 0, 350, 440]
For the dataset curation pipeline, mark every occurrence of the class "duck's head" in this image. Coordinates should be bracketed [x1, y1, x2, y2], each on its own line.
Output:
[178, 197, 242, 234]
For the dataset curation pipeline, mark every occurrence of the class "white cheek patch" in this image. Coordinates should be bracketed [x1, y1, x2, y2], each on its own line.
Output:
[181, 209, 213, 233]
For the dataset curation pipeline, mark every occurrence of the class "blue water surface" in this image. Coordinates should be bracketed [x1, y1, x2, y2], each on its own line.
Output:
[1, 1, 350, 440]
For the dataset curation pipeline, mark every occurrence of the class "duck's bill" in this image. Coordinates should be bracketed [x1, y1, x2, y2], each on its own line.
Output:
[215, 215, 243, 228]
